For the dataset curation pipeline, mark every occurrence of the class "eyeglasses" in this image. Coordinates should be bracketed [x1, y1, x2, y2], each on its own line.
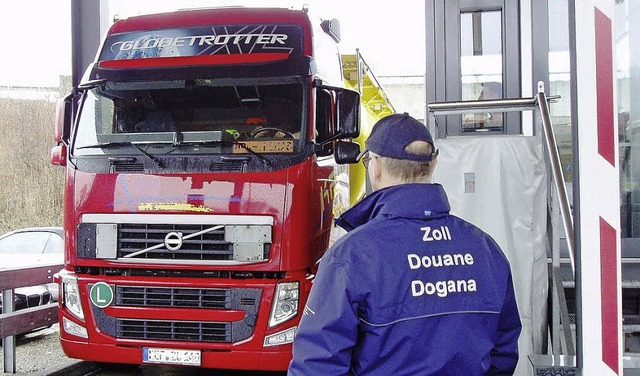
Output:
[362, 154, 378, 169]
[362, 151, 439, 169]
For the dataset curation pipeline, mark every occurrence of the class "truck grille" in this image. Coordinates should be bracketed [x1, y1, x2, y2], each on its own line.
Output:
[118, 224, 234, 260]
[116, 286, 231, 309]
[112, 162, 144, 173]
[116, 319, 231, 342]
[78, 214, 272, 263]
[92, 284, 261, 344]
[210, 161, 244, 172]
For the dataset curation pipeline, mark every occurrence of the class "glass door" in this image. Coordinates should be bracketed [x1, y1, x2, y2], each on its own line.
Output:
[427, 0, 521, 137]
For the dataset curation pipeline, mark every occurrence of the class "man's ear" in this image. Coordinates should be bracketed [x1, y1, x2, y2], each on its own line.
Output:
[371, 156, 383, 184]
[430, 155, 438, 170]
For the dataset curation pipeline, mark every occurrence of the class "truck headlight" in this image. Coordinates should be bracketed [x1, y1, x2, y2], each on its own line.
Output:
[269, 282, 299, 327]
[264, 326, 297, 347]
[61, 274, 84, 321]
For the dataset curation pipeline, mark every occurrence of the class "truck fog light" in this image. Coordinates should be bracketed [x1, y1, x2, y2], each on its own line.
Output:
[268, 281, 299, 327]
[264, 326, 297, 347]
[61, 273, 84, 320]
[63, 317, 88, 339]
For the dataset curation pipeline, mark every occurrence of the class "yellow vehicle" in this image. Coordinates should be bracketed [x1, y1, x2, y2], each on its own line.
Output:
[341, 51, 395, 205]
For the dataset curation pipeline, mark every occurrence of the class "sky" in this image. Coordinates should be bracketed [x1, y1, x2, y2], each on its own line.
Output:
[0, 0, 425, 87]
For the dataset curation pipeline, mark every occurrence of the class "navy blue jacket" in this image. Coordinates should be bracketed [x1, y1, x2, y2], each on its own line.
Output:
[288, 184, 521, 376]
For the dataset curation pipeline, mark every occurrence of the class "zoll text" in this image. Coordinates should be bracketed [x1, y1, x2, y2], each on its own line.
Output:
[421, 225, 452, 242]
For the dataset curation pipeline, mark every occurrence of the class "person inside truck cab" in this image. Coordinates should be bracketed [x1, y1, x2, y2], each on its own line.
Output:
[246, 96, 300, 139]
[289, 113, 522, 376]
[134, 110, 176, 133]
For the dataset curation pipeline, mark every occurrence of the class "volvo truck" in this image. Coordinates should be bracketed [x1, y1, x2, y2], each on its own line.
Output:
[51, 7, 365, 370]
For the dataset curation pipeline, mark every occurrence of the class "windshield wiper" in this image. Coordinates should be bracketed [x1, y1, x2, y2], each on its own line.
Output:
[131, 144, 163, 168]
[231, 141, 271, 167]
[77, 141, 133, 150]
[79, 139, 272, 168]
[76, 141, 163, 168]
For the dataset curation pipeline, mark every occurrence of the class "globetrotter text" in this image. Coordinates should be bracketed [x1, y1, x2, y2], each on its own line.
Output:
[111, 34, 289, 52]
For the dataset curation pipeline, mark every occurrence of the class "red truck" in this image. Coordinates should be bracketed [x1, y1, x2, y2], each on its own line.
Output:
[51, 7, 361, 370]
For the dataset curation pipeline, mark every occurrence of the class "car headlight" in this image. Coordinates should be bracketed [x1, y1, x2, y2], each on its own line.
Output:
[61, 274, 84, 321]
[268, 281, 299, 327]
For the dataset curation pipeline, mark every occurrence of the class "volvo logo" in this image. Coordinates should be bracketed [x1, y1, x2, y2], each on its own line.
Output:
[164, 232, 183, 251]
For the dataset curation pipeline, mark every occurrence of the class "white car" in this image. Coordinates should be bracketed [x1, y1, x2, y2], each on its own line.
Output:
[0, 227, 64, 315]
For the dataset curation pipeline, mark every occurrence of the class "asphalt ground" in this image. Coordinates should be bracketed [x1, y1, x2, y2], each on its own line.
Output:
[0, 324, 71, 375]
[4, 325, 640, 376]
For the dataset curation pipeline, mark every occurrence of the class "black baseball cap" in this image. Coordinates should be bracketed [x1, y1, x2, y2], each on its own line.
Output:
[361, 113, 437, 162]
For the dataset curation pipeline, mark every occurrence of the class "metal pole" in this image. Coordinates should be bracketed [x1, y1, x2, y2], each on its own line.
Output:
[428, 97, 537, 115]
[536, 85, 575, 276]
[427, 90, 579, 367]
[427, 85, 578, 366]
[427, 91, 575, 277]
[71, 0, 106, 88]
[356, 48, 363, 95]
[2, 289, 16, 374]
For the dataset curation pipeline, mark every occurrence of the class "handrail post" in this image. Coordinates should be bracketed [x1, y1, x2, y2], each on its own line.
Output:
[536, 83, 576, 276]
[2, 289, 16, 374]
[356, 48, 363, 95]
[1, 263, 63, 373]
[427, 88, 577, 356]
[427, 90, 575, 277]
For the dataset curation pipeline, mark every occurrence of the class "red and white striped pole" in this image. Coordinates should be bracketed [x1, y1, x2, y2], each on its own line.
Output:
[570, 0, 622, 374]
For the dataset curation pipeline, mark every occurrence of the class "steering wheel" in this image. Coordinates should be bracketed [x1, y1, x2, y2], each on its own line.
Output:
[248, 126, 296, 139]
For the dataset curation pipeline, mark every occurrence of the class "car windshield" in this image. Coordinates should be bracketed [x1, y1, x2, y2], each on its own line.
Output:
[0, 231, 63, 254]
[73, 78, 305, 156]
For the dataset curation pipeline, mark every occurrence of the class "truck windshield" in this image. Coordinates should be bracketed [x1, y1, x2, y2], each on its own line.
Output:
[72, 79, 305, 156]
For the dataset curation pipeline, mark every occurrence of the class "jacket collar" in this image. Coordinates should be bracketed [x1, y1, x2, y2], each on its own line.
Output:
[335, 183, 451, 232]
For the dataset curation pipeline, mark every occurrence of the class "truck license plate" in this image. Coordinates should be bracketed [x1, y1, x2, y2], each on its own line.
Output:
[143, 347, 201, 366]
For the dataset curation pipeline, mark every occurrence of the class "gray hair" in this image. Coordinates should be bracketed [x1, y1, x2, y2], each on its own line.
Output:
[379, 141, 436, 182]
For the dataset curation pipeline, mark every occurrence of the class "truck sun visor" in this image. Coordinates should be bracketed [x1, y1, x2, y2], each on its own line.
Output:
[98, 25, 303, 69]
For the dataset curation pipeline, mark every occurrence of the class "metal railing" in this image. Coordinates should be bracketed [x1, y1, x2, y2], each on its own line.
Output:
[427, 84, 574, 270]
[426, 83, 576, 358]
[0, 263, 63, 374]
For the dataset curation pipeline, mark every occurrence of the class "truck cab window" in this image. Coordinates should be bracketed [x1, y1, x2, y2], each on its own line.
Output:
[73, 81, 305, 155]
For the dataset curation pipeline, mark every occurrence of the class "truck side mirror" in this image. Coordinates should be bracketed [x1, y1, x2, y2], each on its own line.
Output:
[320, 18, 341, 43]
[336, 89, 360, 138]
[314, 80, 360, 140]
[51, 145, 67, 166]
[52, 93, 72, 167]
[335, 141, 361, 165]
[54, 94, 73, 144]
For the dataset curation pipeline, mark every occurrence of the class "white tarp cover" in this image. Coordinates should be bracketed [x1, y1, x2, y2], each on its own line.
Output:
[434, 136, 548, 376]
